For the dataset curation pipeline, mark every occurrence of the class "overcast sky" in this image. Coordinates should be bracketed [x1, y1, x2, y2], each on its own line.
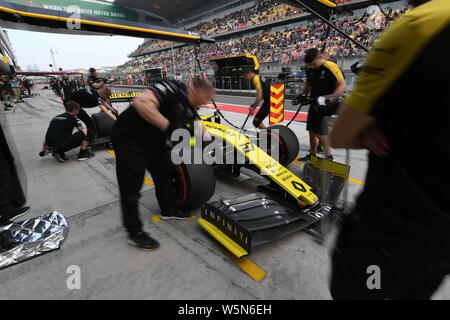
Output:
[6, 29, 143, 71]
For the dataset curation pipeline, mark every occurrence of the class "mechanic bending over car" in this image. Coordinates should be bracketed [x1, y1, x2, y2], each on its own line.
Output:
[300, 48, 346, 162]
[244, 69, 271, 129]
[111, 78, 215, 250]
[40, 101, 92, 162]
[329, 0, 450, 300]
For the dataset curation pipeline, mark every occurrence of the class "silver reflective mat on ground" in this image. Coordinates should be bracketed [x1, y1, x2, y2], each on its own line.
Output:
[0, 211, 68, 269]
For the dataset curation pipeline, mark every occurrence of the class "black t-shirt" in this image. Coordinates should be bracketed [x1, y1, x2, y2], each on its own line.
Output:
[60, 79, 74, 95]
[114, 80, 199, 149]
[306, 61, 344, 99]
[45, 112, 82, 146]
[344, 1, 450, 246]
[68, 89, 103, 108]
[88, 75, 104, 91]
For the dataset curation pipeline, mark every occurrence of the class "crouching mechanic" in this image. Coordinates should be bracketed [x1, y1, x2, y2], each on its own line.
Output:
[41, 101, 91, 162]
[111, 79, 215, 250]
[243, 69, 271, 129]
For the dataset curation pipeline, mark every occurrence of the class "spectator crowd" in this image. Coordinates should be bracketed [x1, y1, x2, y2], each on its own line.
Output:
[129, 0, 358, 58]
[116, 5, 408, 76]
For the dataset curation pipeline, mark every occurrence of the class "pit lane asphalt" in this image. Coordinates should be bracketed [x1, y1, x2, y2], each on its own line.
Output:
[1, 87, 449, 300]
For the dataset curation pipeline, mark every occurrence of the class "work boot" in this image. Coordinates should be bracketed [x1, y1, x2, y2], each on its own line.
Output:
[128, 232, 159, 251]
[77, 149, 94, 161]
[52, 151, 68, 163]
[160, 210, 191, 221]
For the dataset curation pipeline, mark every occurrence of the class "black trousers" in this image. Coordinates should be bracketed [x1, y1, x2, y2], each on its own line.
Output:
[0, 151, 15, 216]
[330, 212, 450, 300]
[77, 108, 95, 141]
[111, 129, 177, 235]
[253, 101, 270, 127]
[46, 131, 85, 153]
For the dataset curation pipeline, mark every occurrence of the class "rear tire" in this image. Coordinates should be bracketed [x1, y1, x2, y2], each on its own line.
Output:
[262, 125, 300, 166]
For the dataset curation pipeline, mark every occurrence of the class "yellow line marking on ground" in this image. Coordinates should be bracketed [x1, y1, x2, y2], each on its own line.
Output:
[293, 160, 304, 167]
[294, 157, 365, 185]
[106, 149, 115, 157]
[151, 214, 196, 223]
[348, 177, 365, 185]
[187, 215, 197, 221]
[106, 150, 154, 186]
[144, 176, 154, 186]
[215, 244, 266, 282]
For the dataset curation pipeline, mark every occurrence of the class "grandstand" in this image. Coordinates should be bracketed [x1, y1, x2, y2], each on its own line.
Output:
[114, 0, 409, 85]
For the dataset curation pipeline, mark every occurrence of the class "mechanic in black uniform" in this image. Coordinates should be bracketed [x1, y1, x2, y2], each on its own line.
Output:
[243, 69, 271, 129]
[41, 100, 92, 162]
[50, 78, 61, 97]
[60, 74, 75, 101]
[329, 0, 450, 299]
[65, 86, 117, 150]
[300, 48, 346, 162]
[87, 67, 109, 94]
[111, 78, 215, 250]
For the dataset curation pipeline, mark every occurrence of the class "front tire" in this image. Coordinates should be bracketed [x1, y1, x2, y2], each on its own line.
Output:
[172, 162, 216, 209]
[261, 125, 300, 166]
[92, 112, 115, 138]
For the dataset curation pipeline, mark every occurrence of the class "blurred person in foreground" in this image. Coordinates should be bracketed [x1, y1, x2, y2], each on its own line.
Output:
[329, 0, 450, 299]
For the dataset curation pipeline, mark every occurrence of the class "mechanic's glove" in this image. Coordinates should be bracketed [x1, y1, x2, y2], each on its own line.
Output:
[299, 93, 309, 104]
[317, 96, 327, 106]
[165, 119, 195, 141]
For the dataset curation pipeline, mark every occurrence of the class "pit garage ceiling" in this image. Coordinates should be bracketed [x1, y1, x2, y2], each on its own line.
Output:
[114, 0, 232, 24]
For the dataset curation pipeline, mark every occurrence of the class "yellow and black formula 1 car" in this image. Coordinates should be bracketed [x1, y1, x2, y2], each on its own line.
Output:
[196, 112, 338, 257]
[108, 92, 346, 257]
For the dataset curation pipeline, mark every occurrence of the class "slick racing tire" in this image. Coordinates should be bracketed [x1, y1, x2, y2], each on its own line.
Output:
[172, 153, 216, 209]
[173, 164, 216, 209]
[261, 125, 300, 166]
[92, 112, 115, 138]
